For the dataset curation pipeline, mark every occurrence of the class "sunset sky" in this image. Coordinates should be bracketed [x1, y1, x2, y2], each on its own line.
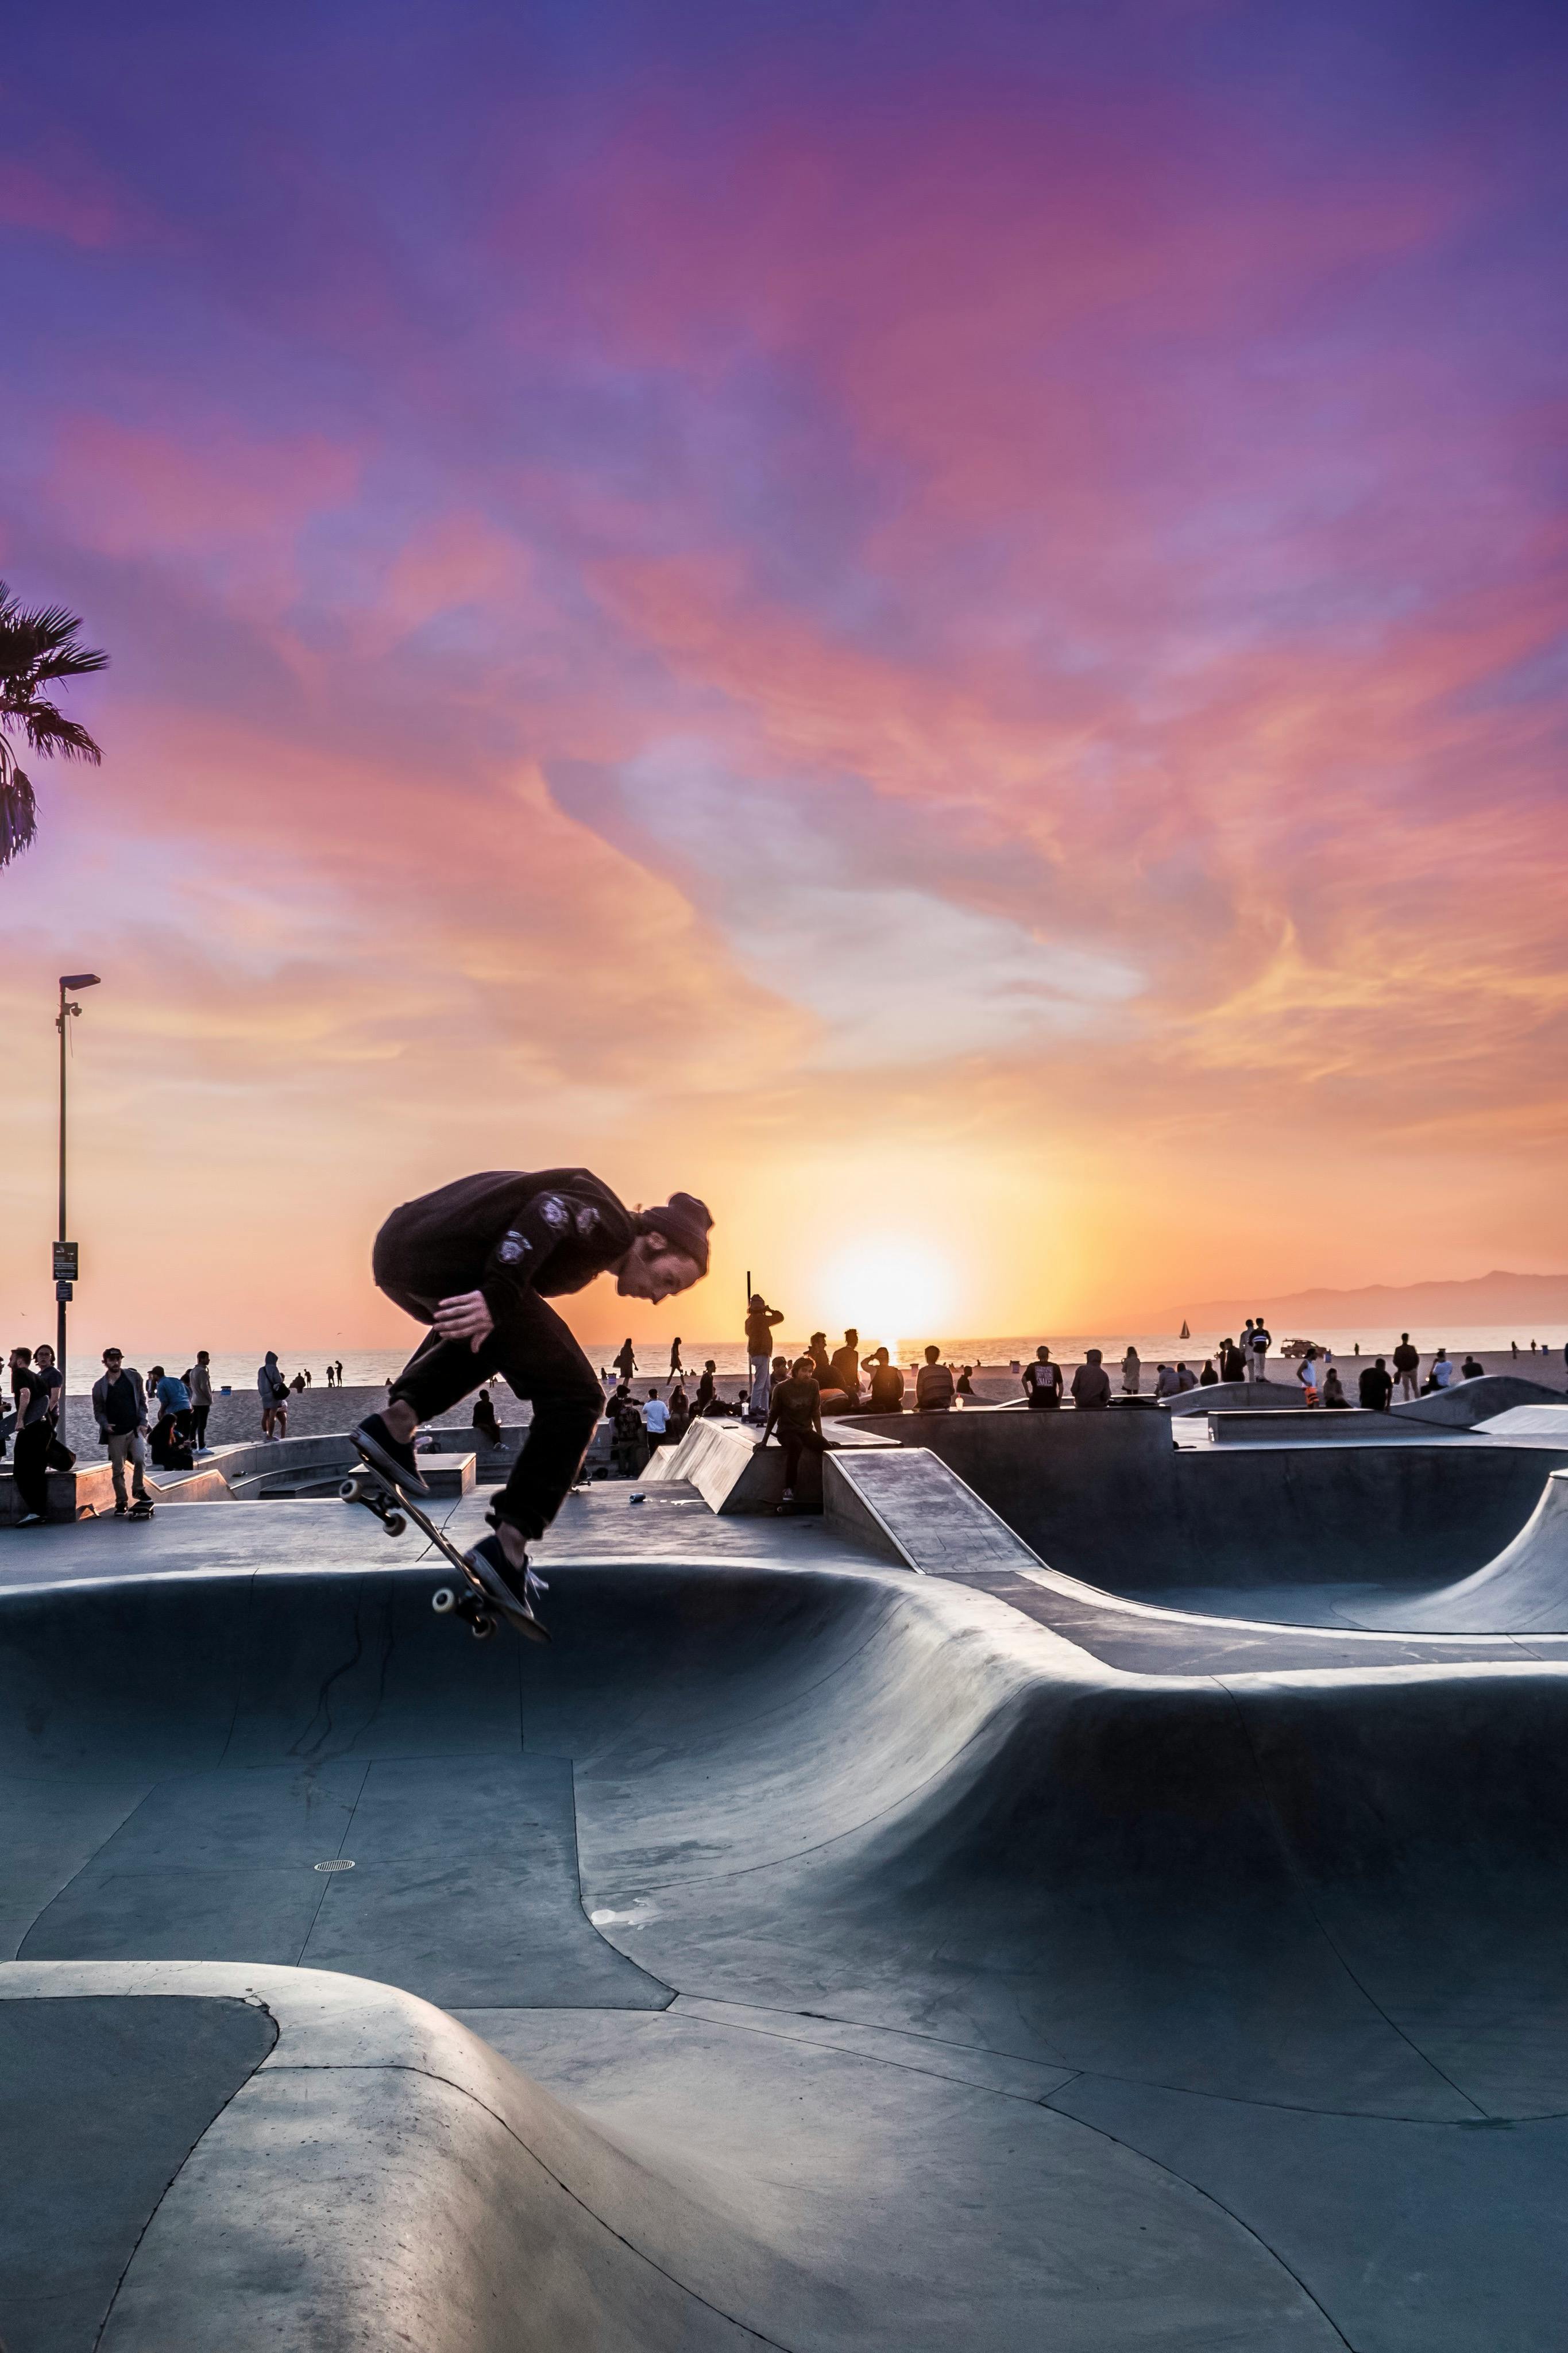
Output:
[3, 0, 1566, 1357]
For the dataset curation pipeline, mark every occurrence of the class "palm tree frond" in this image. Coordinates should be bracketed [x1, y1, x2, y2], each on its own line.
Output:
[33, 643, 110, 683]
[19, 707, 103, 763]
[0, 582, 108, 872]
[0, 769, 37, 868]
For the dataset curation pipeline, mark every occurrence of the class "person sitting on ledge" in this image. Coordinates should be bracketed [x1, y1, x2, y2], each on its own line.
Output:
[763, 1354, 833, 1513]
[1322, 1367, 1349, 1407]
[863, 1347, 905, 1413]
[1359, 1356, 1394, 1410]
[472, 1387, 503, 1449]
[1071, 1348, 1112, 1409]
[1199, 1358, 1219, 1386]
[916, 1345, 956, 1411]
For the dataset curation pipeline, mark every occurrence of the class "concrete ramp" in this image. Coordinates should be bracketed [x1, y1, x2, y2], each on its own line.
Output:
[1391, 1374, 1565, 1428]
[824, 1446, 1045, 1574]
[1355, 1468, 1568, 1633]
[646, 1417, 895, 1513]
[1, 1962, 777, 2352]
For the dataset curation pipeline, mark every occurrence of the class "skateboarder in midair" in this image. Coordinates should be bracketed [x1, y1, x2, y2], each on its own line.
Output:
[353, 1169, 711, 1633]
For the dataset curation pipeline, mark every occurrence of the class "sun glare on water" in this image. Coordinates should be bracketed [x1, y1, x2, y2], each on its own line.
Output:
[818, 1237, 957, 1347]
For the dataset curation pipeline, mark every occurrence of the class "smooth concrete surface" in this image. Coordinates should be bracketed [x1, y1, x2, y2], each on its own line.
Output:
[1391, 1373, 1566, 1427]
[844, 1400, 1568, 1590]
[1207, 1408, 1445, 1443]
[823, 1445, 1045, 1573]
[9, 1487, 1568, 2345]
[0, 1990, 277, 2351]
[1355, 1467, 1568, 1633]
[0, 1961, 785, 2353]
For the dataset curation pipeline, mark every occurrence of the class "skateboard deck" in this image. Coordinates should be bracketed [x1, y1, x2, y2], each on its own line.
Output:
[338, 1461, 550, 1644]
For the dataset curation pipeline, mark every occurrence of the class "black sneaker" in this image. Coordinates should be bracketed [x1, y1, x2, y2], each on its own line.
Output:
[352, 1412, 430, 1497]
[465, 1534, 550, 1642]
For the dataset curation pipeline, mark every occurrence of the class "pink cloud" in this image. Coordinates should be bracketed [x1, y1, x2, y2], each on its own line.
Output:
[45, 417, 362, 561]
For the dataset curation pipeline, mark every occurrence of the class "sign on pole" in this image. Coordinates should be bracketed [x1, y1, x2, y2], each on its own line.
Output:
[53, 1241, 79, 1282]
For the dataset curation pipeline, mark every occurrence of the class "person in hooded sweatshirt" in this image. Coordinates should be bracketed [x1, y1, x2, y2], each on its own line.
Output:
[353, 1167, 712, 1638]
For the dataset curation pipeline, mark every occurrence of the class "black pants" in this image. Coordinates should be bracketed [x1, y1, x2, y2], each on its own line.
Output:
[191, 1405, 210, 1446]
[778, 1424, 829, 1490]
[13, 1419, 51, 1516]
[376, 1224, 602, 1542]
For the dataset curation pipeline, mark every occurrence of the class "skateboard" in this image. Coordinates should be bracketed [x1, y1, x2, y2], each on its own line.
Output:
[338, 1464, 550, 1644]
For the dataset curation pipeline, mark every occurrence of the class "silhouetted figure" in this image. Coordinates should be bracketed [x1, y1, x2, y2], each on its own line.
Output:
[829, 1329, 864, 1406]
[1199, 1359, 1219, 1386]
[916, 1345, 955, 1412]
[472, 1387, 503, 1449]
[1359, 1357, 1393, 1410]
[1022, 1346, 1062, 1409]
[744, 1294, 785, 1419]
[864, 1347, 905, 1412]
[1121, 1347, 1141, 1394]
[1392, 1333, 1419, 1401]
[1071, 1348, 1111, 1409]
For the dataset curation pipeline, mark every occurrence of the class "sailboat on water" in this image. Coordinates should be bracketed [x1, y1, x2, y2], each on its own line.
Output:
[1179, 1318, 1189, 1338]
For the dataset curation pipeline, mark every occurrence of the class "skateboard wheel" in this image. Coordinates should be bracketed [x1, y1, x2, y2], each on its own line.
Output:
[382, 1511, 406, 1537]
[432, 1587, 456, 1614]
[470, 1614, 496, 1641]
[339, 1475, 368, 1502]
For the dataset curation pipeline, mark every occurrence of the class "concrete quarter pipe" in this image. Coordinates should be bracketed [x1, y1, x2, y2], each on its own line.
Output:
[3, 1473, 1568, 2348]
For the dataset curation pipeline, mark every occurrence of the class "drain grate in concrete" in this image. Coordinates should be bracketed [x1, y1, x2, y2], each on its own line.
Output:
[313, 1859, 356, 1873]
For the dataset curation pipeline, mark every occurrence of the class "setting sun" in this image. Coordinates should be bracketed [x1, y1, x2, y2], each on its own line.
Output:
[818, 1237, 957, 1347]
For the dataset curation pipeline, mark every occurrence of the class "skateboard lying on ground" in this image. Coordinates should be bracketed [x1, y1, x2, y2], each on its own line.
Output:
[338, 1462, 550, 1645]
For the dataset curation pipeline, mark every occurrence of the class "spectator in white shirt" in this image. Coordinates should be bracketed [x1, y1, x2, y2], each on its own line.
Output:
[642, 1388, 671, 1446]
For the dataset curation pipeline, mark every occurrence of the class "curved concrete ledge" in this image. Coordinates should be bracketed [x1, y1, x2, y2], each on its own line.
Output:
[0, 1961, 781, 2351]
[1391, 1372, 1566, 1427]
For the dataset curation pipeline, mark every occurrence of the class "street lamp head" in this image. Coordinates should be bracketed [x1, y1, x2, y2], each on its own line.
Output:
[60, 973, 101, 991]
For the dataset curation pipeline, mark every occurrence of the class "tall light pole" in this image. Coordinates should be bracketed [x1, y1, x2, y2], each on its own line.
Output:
[56, 973, 101, 1400]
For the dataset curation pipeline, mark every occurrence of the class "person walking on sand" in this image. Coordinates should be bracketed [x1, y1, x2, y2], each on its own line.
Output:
[1392, 1333, 1420, 1402]
[763, 1354, 832, 1512]
[614, 1337, 638, 1383]
[1121, 1346, 1140, 1395]
[259, 1352, 289, 1438]
[352, 1167, 710, 1637]
[669, 1337, 683, 1379]
[745, 1294, 786, 1419]
[1023, 1346, 1063, 1409]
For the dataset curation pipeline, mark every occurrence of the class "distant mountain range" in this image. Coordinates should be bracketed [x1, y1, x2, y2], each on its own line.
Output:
[1154, 1270, 1568, 1336]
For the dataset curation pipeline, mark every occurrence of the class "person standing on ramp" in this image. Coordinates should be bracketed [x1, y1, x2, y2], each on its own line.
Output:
[353, 1170, 712, 1634]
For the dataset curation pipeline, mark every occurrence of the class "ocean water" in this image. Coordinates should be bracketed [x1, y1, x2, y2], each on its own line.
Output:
[62, 1325, 1568, 1394]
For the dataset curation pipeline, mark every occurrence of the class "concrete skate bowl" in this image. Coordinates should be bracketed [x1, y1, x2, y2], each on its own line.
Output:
[9, 1556, 1568, 2347]
[843, 1399, 1568, 1598]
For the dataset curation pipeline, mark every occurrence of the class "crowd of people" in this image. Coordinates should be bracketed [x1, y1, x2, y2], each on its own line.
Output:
[5, 1307, 1566, 1527]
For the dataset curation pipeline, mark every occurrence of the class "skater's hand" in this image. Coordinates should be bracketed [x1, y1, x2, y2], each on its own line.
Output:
[435, 1290, 495, 1351]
